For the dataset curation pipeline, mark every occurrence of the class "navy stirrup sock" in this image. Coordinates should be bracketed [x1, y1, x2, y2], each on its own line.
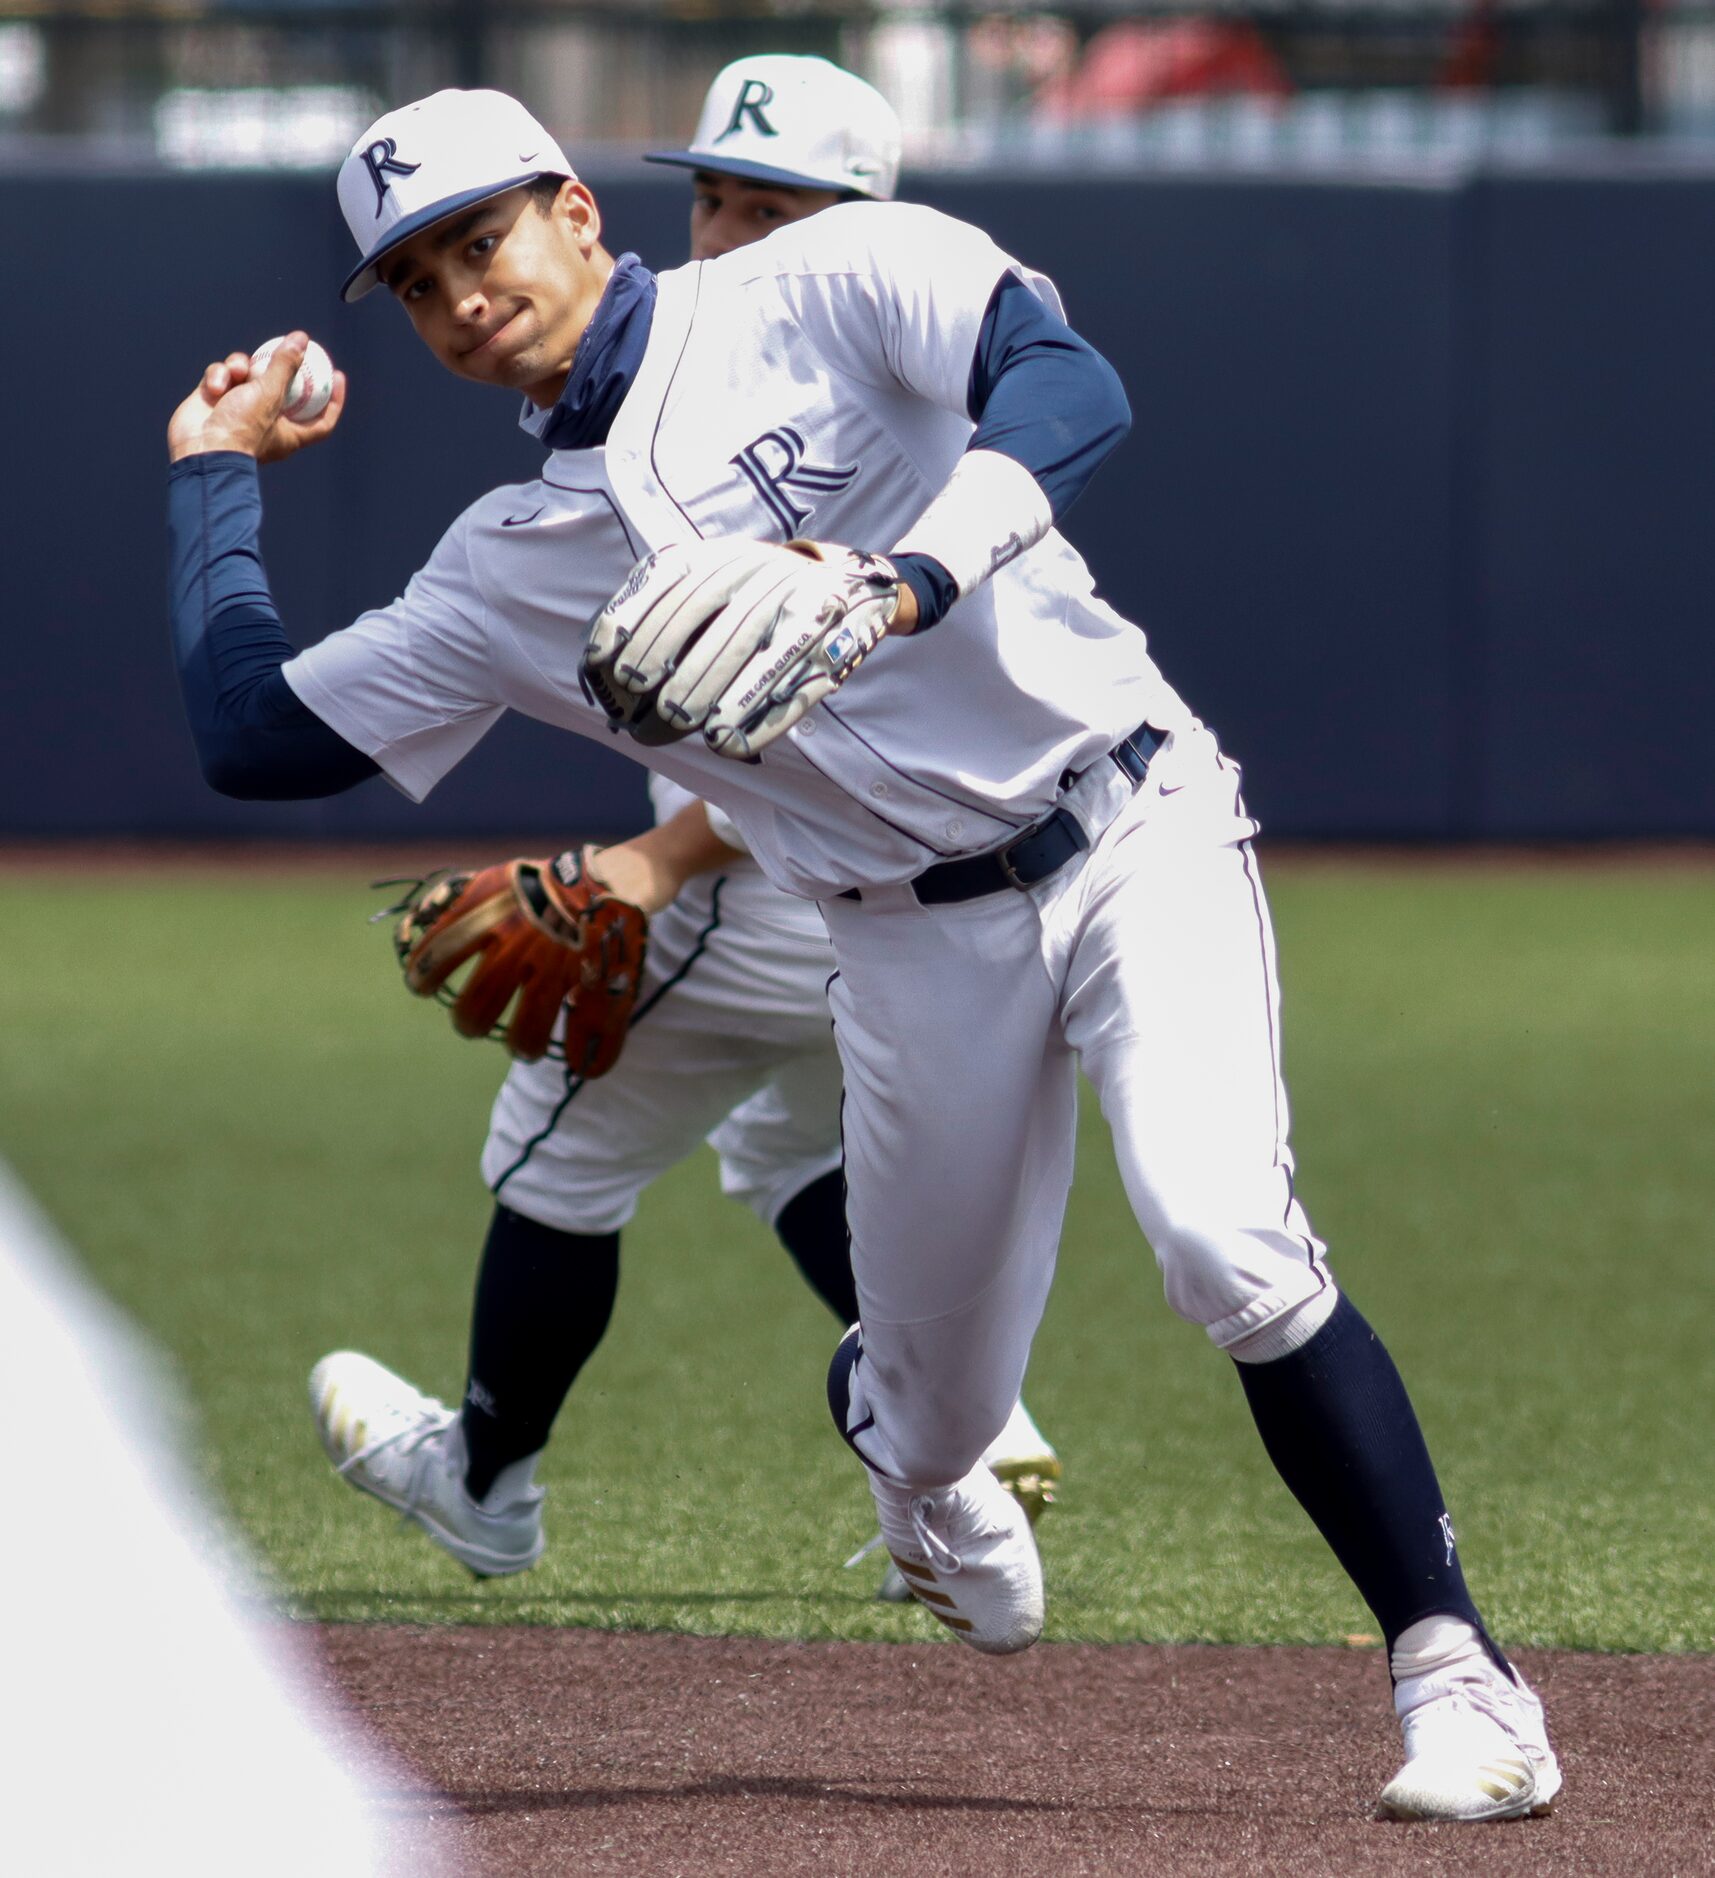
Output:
[1234, 1293, 1504, 1668]
[774, 1167, 859, 1326]
[459, 1203, 619, 1500]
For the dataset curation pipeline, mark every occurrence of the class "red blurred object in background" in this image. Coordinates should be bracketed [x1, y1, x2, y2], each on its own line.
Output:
[1441, 0, 1501, 90]
[1037, 19, 1293, 119]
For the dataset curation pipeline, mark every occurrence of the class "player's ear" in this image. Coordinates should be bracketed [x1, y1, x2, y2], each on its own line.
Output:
[556, 180, 602, 251]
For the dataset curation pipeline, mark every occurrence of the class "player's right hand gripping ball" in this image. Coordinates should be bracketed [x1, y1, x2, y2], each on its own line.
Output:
[250, 335, 335, 422]
[385, 852, 648, 1072]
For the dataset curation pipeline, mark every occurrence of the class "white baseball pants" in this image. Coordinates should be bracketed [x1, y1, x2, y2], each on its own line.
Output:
[822, 724, 1331, 1487]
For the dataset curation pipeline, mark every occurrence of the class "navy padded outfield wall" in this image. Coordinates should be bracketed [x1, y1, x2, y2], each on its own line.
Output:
[1, 162, 1711, 841]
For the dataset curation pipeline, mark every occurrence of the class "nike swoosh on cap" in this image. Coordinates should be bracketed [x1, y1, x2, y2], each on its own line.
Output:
[502, 507, 545, 528]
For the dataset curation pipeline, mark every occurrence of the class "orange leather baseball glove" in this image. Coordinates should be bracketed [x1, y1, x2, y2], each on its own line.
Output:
[384, 850, 647, 1073]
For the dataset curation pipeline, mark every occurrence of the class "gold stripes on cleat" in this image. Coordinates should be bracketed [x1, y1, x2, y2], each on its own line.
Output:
[887, 1553, 974, 1631]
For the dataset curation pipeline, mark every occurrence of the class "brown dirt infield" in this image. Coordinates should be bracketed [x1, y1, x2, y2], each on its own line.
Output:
[307, 1626, 1713, 1876]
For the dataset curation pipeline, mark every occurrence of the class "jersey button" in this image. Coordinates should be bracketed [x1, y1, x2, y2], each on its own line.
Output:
[946, 818, 964, 839]
[869, 782, 889, 799]
[797, 718, 816, 737]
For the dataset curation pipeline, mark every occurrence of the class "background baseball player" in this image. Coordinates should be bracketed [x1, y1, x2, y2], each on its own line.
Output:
[305, 57, 1060, 1597]
[163, 85, 1558, 1820]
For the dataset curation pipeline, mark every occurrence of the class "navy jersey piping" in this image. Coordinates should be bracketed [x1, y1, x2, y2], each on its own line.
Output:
[539, 476, 644, 559]
[646, 266, 707, 538]
[821, 699, 1031, 834]
[782, 728, 970, 858]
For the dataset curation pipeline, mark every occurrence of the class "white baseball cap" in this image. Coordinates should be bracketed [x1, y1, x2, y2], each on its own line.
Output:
[645, 55, 901, 202]
[337, 89, 576, 302]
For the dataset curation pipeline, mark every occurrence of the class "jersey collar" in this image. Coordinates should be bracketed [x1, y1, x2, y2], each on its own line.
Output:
[519, 251, 657, 452]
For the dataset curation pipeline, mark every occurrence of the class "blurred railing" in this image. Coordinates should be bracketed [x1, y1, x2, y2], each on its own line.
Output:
[1, 1, 1713, 171]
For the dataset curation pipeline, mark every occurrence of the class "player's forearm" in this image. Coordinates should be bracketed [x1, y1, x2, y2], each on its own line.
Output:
[167, 453, 379, 799]
[586, 800, 746, 914]
[890, 276, 1130, 630]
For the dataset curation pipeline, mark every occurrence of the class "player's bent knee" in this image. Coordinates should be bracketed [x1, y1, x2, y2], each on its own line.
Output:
[1223, 1285, 1341, 1363]
[1147, 1214, 1330, 1343]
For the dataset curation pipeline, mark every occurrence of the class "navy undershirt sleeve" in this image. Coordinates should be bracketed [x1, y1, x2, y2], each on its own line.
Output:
[167, 453, 378, 799]
[892, 274, 1131, 632]
[965, 272, 1131, 516]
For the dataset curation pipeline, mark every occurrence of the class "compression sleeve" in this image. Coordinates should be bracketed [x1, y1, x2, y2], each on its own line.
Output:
[890, 274, 1130, 630]
[167, 453, 379, 799]
[966, 272, 1131, 520]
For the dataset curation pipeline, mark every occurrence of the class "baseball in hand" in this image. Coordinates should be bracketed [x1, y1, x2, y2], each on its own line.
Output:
[250, 335, 335, 422]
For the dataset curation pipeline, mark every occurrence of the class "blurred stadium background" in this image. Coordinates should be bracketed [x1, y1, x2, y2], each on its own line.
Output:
[1, 0, 1711, 845]
[9, 1, 1715, 165]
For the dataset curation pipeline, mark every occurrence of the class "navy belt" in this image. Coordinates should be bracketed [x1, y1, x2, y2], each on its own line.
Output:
[840, 723, 1165, 908]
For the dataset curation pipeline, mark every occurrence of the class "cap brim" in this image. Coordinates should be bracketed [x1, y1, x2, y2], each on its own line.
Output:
[643, 149, 877, 198]
[340, 170, 565, 302]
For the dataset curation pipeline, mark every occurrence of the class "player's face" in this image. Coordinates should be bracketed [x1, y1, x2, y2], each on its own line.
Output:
[688, 170, 845, 261]
[381, 181, 610, 406]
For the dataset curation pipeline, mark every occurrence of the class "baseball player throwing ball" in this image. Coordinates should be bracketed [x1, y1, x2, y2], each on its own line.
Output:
[165, 84, 1558, 1821]
[302, 58, 1059, 1601]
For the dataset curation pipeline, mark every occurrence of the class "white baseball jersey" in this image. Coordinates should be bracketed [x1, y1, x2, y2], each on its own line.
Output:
[282, 202, 1193, 903]
[645, 771, 752, 861]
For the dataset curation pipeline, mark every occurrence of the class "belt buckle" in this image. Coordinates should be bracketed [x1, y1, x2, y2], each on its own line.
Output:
[998, 806, 1079, 891]
[997, 839, 1036, 891]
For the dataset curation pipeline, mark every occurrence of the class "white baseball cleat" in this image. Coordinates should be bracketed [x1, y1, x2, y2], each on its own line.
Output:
[869, 1462, 1045, 1653]
[308, 1350, 545, 1578]
[876, 1401, 1060, 1603]
[1379, 1652, 1562, 1822]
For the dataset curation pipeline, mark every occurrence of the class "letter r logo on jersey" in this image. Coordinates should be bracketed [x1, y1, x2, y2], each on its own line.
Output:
[731, 427, 860, 535]
[717, 80, 777, 143]
[362, 137, 421, 215]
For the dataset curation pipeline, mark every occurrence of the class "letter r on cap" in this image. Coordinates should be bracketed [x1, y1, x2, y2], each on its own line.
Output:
[363, 137, 422, 215]
[717, 80, 777, 143]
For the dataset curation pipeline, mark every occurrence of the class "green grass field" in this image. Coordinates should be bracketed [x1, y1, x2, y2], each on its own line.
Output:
[3, 856, 1710, 1651]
